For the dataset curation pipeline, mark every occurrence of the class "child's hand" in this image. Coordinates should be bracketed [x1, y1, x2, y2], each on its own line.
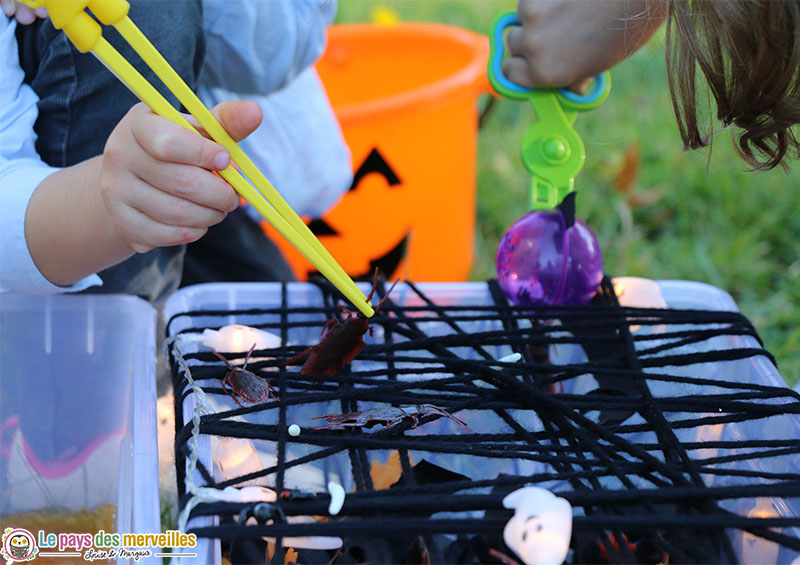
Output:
[502, 0, 666, 90]
[99, 100, 261, 254]
[1, 0, 47, 24]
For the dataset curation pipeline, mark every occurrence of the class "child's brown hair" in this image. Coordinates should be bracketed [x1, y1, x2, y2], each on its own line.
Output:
[666, 0, 800, 170]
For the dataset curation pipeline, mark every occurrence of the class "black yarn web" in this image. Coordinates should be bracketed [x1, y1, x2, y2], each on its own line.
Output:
[167, 277, 800, 564]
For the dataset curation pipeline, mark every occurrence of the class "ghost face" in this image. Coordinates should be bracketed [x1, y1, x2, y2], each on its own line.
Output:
[503, 487, 572, 565]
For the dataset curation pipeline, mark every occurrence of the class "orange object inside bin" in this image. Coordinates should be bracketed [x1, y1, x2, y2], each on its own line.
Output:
[262, 23, 489, 282]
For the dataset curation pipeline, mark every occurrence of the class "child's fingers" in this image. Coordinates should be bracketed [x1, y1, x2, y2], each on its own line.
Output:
[124, 182, 227, 229]
[211, 100, 262, 142]
[13, 3, 37, 24]
[503, 22, 542, 88]
[130, 157, 239, 213]
[504, 25, 569, 89]
[116, 205, 209, 254]
[122, 132, 239, 212]
[502, 56, 538, 88]
[129, 104, 230, 171]
[502, 56, 592, 93]
[1, 0, 15, 17]
[506, 26, 525, 58]
[1, 1, 48, 21]
[183, 100, 262, 142]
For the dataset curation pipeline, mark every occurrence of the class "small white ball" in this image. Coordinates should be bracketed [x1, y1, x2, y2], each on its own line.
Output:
[288, 424, 301, 437]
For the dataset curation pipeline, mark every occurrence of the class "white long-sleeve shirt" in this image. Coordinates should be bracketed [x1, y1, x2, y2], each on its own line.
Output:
[0, 0, 350, 294]
[0, 16, 67, 294]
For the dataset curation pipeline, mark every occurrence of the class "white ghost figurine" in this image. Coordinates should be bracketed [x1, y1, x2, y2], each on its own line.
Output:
[502, 487, 572, 565]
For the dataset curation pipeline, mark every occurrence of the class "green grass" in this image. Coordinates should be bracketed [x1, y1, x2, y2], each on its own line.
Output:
[336, 0, 800, 384]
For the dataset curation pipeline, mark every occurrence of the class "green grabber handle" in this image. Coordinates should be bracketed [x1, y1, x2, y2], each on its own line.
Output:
[487, 10, 611, 210]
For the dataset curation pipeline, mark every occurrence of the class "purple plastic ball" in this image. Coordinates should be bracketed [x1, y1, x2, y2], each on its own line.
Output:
[496, 209, 604, 306]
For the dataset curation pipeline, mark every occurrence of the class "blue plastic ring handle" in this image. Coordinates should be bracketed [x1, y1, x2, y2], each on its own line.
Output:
[490, 13, 534, 95]
[491, 12, 607, 106]
[558, 74, 608, 105]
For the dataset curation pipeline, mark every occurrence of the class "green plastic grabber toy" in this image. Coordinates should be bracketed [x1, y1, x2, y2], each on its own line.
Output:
[487, 10, 611, 210]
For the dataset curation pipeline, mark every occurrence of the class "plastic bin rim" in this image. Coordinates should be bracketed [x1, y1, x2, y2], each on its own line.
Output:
[164, 279, 740, 319]
[321, 22, 490, 125]
[0, 292, 155, 311]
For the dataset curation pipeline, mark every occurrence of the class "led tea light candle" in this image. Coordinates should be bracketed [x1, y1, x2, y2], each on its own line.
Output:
[202, 324, 281, 353]
[216, 437, 265, 487]
[612, 277, 667, 332]
[742, 498, 781, 564]
[612, 277, 667, 309]
[695, 421, 725, 466]
[502, 487, 572, 565]
[214, 438, 342, 550]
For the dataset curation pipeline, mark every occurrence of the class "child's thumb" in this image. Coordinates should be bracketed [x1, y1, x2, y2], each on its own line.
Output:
[211, 100, 262, 142]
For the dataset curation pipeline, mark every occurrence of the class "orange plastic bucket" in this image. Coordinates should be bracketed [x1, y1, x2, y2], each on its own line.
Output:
[263, 23, 490, 281]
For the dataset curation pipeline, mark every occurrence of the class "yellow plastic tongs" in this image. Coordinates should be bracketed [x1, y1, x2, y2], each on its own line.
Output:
[18, 0, 375, 318]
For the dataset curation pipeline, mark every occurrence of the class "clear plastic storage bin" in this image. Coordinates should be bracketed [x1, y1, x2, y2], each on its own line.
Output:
[164, 280, 799, 564]
[0, 294, 161, 562]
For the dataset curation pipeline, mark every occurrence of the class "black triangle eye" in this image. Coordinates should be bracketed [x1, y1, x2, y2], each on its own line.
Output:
[349, 148, 401, 192]
[308, 218, 339, 236]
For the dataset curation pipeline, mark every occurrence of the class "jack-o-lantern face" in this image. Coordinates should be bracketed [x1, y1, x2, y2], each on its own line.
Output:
[264, 147, 412, 281]
[311, 148, 409, 280]
[262, 22, 485, 283]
